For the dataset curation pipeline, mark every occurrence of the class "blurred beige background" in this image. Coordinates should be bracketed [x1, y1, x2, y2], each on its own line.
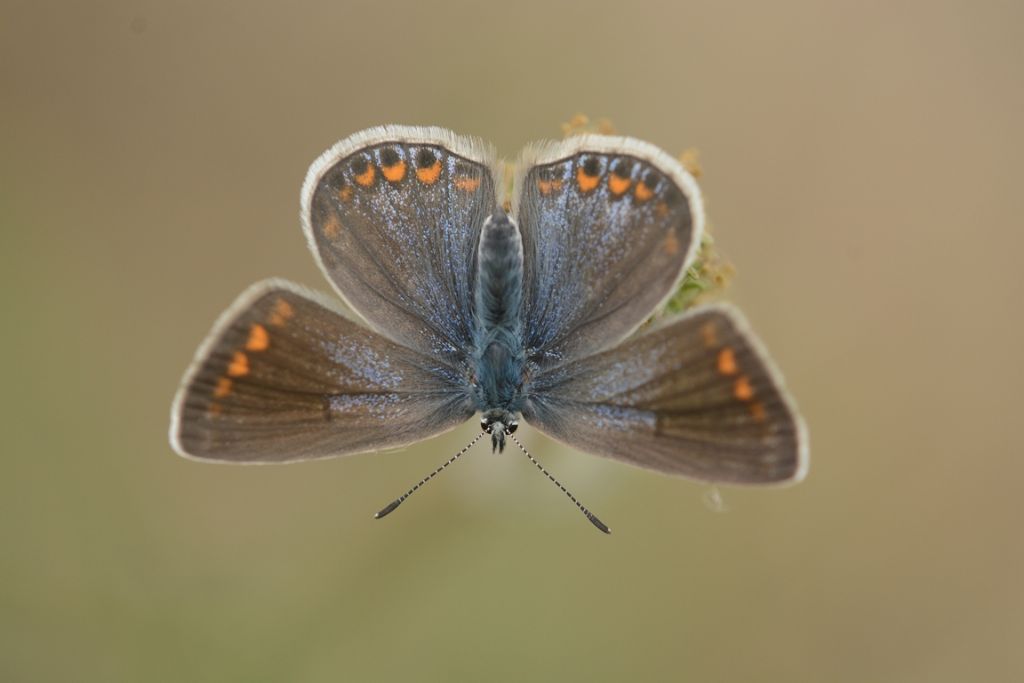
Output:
[2, 1, 1021, 681]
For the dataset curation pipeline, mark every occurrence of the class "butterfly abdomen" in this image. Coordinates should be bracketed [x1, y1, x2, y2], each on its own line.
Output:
[473, 209, 526, 411]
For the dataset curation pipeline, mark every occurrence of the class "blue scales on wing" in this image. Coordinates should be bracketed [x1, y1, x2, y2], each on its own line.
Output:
[512, 135, 704, 369]
[302, 126, 500, 373]
[512, 136, 806, 484]
[170, 280, 475, 462]
[521, 305, 807, 484]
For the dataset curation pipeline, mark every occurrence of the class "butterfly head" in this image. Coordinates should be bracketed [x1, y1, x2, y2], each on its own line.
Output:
[480, 409, 518, 453]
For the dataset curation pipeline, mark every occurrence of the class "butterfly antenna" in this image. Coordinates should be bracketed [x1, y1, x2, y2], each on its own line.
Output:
[508, 433, 611, 534]
[374, 432, 485, 519]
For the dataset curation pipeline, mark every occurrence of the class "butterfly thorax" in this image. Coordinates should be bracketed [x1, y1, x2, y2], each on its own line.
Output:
[472, 208, 526, 450]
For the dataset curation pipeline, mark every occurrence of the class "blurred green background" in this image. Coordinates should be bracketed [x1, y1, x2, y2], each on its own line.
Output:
[2, 1, 1021, 680]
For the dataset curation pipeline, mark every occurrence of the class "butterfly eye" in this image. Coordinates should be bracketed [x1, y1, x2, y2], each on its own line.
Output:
[507, 421, 518, 434]
[480, 418, 490, 432]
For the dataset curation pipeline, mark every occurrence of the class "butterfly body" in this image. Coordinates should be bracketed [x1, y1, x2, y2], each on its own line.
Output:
[472, 208, 526, 451]
[171, 125, 807, 503]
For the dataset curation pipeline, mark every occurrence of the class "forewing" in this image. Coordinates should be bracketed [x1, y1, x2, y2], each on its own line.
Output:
[302, 125, 499, 366]
[513, 135, 704, 367]
[170, 280, 474, 462]
[522, 306, 808, 484]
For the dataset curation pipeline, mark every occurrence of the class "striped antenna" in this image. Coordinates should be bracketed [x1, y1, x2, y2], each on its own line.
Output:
[374, 432, 485, 519]
[508, 434, 611, 534]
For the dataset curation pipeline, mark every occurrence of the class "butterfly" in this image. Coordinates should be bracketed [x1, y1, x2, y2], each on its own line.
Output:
[169, 126, 808, 533]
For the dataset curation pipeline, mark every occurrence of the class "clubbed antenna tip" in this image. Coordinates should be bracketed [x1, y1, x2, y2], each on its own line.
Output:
[508, 433, 611, 535]
[586, 512, 611, 534]
[372, 432, 485, 520]
[374, 498, 403, 519]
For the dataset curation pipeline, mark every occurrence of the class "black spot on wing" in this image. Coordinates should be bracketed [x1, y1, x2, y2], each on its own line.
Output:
[350, 155, 370, 175]
[416, 147, 437, 168]
[379, 146, 401, 166]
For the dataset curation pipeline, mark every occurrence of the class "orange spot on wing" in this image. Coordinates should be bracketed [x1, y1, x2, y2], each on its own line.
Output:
[454, 176, 481, 192]
[749, 401, 767, 423]
[608, 174, 631, 195]
[700, 322, 718, 348]
[213, 377, 232, 398]
[538, 178, 563, 195]
[634, 181, 654, 202]
[655, 201, 669, 218]
[381, 160, 406, 182]
[576, 167, 599, 192]
[208, 402, 223, 417]
[663, 231, 679, 255]
[354, 165, 376, 186]
[322, 214, 342, 239]
[717, 347, 738, 375]
[246, 323, 269, 351]
[268, 298, 294, 327]
[227, 351, 249, 377]
[416, 161, 442, 184]
[337, 185, 354, 202]
[734, 376, 755, 401]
